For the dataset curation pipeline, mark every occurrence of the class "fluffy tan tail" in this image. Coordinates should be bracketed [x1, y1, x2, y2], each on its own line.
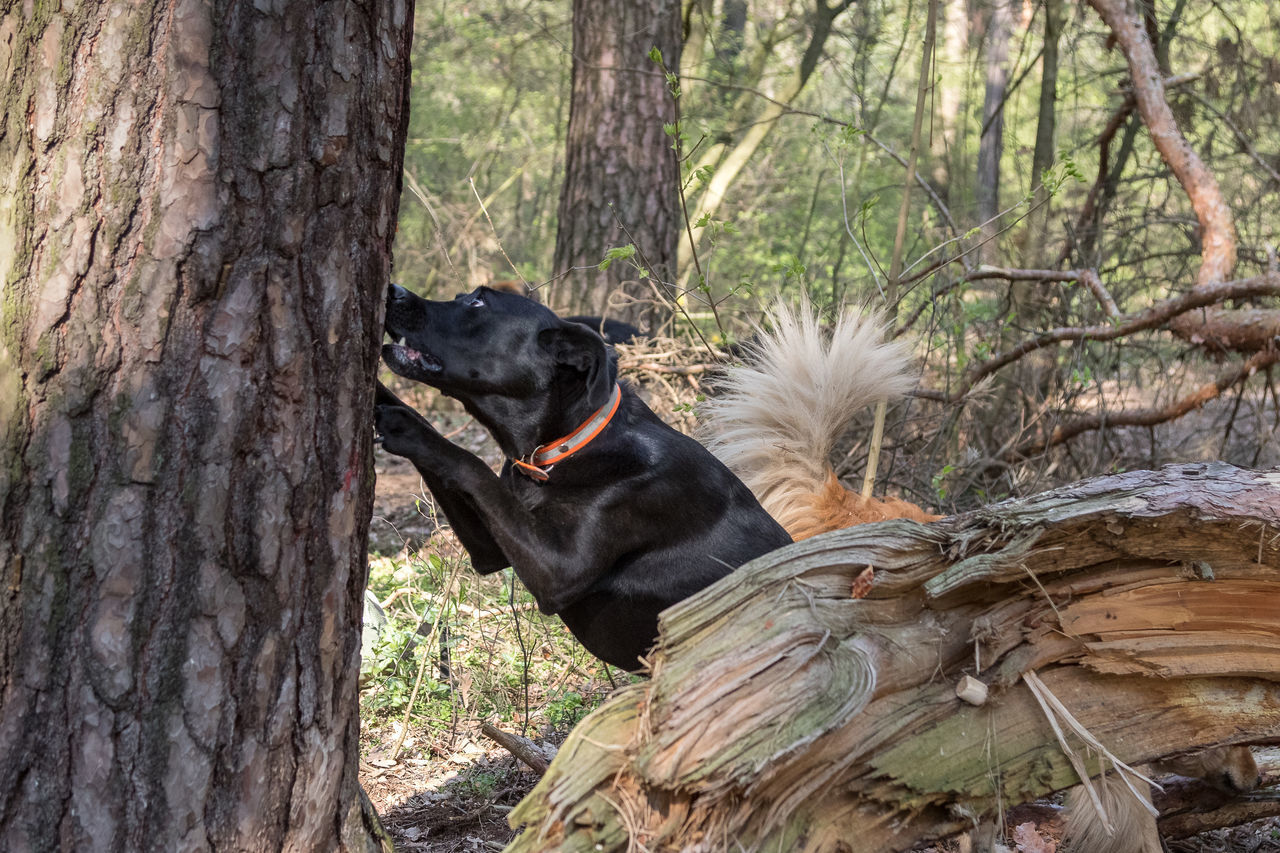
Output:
[699, 302, 933, 540]
[1062, 775, 1162, 853]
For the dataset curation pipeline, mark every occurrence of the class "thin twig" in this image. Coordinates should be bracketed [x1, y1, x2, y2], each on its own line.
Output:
[469, 177, 529, 288]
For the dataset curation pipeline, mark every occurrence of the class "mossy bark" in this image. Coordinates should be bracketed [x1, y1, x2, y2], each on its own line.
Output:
[0, 0, 412, 849]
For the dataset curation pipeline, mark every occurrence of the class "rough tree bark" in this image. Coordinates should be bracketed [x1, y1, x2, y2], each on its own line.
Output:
[504, 462, 1280, 852]
[975, 0, 1011, 264]
[0, 0, 411, 849]
[552, 0, 682, 331]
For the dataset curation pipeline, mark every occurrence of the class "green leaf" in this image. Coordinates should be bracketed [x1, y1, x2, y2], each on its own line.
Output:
[773, 254, 806, 280]
[598, 244, 636, 271]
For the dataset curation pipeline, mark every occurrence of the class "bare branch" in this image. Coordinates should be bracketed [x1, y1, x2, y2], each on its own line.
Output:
[963, 266, 1082, 283]
[1079, 269, 1120, 319]
[479, 723, 550, 775]
[1088, 0, 1236, 284]
[912, 272, 1280, 404]
[1008, 346, 1280, 459]
[1169, 307, 1280, 354]
[616, 361, 717, 376]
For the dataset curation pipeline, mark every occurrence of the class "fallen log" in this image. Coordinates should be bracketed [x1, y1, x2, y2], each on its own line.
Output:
[504, 462, 1280, 852]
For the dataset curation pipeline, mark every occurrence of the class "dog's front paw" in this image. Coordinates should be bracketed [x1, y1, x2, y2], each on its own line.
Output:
[374, 403, 437, 459]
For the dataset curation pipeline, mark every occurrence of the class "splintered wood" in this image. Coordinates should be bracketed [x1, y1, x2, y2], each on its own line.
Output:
[505, 463, 1280, 853]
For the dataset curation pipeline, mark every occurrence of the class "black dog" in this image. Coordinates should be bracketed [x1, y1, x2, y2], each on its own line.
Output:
[562, 314, 644, 345]
[375, 284, 790, 670]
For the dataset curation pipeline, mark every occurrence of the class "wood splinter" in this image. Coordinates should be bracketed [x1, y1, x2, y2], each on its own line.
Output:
[955, 675, 989, 706]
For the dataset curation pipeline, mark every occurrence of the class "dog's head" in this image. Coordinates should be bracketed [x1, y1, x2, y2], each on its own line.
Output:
[382, 283, 612, 409]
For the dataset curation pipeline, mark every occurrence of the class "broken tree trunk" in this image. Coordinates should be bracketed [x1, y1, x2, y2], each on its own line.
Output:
[505, 462, 1280, 853]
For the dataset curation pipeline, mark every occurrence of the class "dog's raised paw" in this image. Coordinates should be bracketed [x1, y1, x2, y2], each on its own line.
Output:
[373, 404, 436, 458]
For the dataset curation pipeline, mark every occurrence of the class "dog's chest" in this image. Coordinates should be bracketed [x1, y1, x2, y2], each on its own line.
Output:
[504, 466, 606, 523]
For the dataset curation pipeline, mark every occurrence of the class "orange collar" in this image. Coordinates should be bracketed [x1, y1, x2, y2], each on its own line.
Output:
[511, 384, 623, 482]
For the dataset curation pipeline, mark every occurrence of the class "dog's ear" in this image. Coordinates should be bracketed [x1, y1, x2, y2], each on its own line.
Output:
[538, 321, 610, 397]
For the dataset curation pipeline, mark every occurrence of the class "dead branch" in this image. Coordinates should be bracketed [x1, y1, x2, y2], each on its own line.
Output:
[999, 751, 1280, 843]
[962, 266, 1083, 283]
[1007, 346, 1280, 459]
[1088, 0, 1236, 285]
[1168, 306, 1280, 355]
[1079, 268, 1120, 319]
[912, 272, 1280, 404]
[479, 723, 550, 775]
[505, 463, 1280, 853]
[616, 362, 718, 376]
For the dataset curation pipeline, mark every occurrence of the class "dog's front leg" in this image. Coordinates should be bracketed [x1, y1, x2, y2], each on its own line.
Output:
[374, 387, 510, 572]
[375, 392, 612, 612]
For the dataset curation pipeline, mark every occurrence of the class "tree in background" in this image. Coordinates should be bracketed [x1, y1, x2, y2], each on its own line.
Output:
[975, 0, 1012, 264]
[394, 2, 571, 296]
[551, 0, 683, 330]
[0, 0, 411, 846]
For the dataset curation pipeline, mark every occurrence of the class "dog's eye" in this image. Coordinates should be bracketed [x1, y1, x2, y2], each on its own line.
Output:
[468, 295, 486, 308]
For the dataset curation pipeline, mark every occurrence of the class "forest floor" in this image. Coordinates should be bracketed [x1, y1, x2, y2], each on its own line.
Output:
[359, 377, 1279, 853]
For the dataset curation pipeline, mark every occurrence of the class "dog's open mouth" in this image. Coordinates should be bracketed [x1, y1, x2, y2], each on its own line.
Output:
[382, 341, 444, 378]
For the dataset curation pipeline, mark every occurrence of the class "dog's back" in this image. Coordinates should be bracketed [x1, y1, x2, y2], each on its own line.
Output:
[700, 302, 936, 539]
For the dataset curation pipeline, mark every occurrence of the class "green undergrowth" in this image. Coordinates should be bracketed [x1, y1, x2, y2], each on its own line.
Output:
[359, 525, 624, 764]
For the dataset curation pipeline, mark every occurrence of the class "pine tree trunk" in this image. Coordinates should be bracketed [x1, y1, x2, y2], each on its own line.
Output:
[552, 0, 682, 330]
[976, 0, 1010, 264]
[0, 0, 412, 849]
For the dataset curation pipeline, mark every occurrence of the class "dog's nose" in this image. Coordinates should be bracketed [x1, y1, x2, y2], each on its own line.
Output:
[387, 282, 409, 301]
